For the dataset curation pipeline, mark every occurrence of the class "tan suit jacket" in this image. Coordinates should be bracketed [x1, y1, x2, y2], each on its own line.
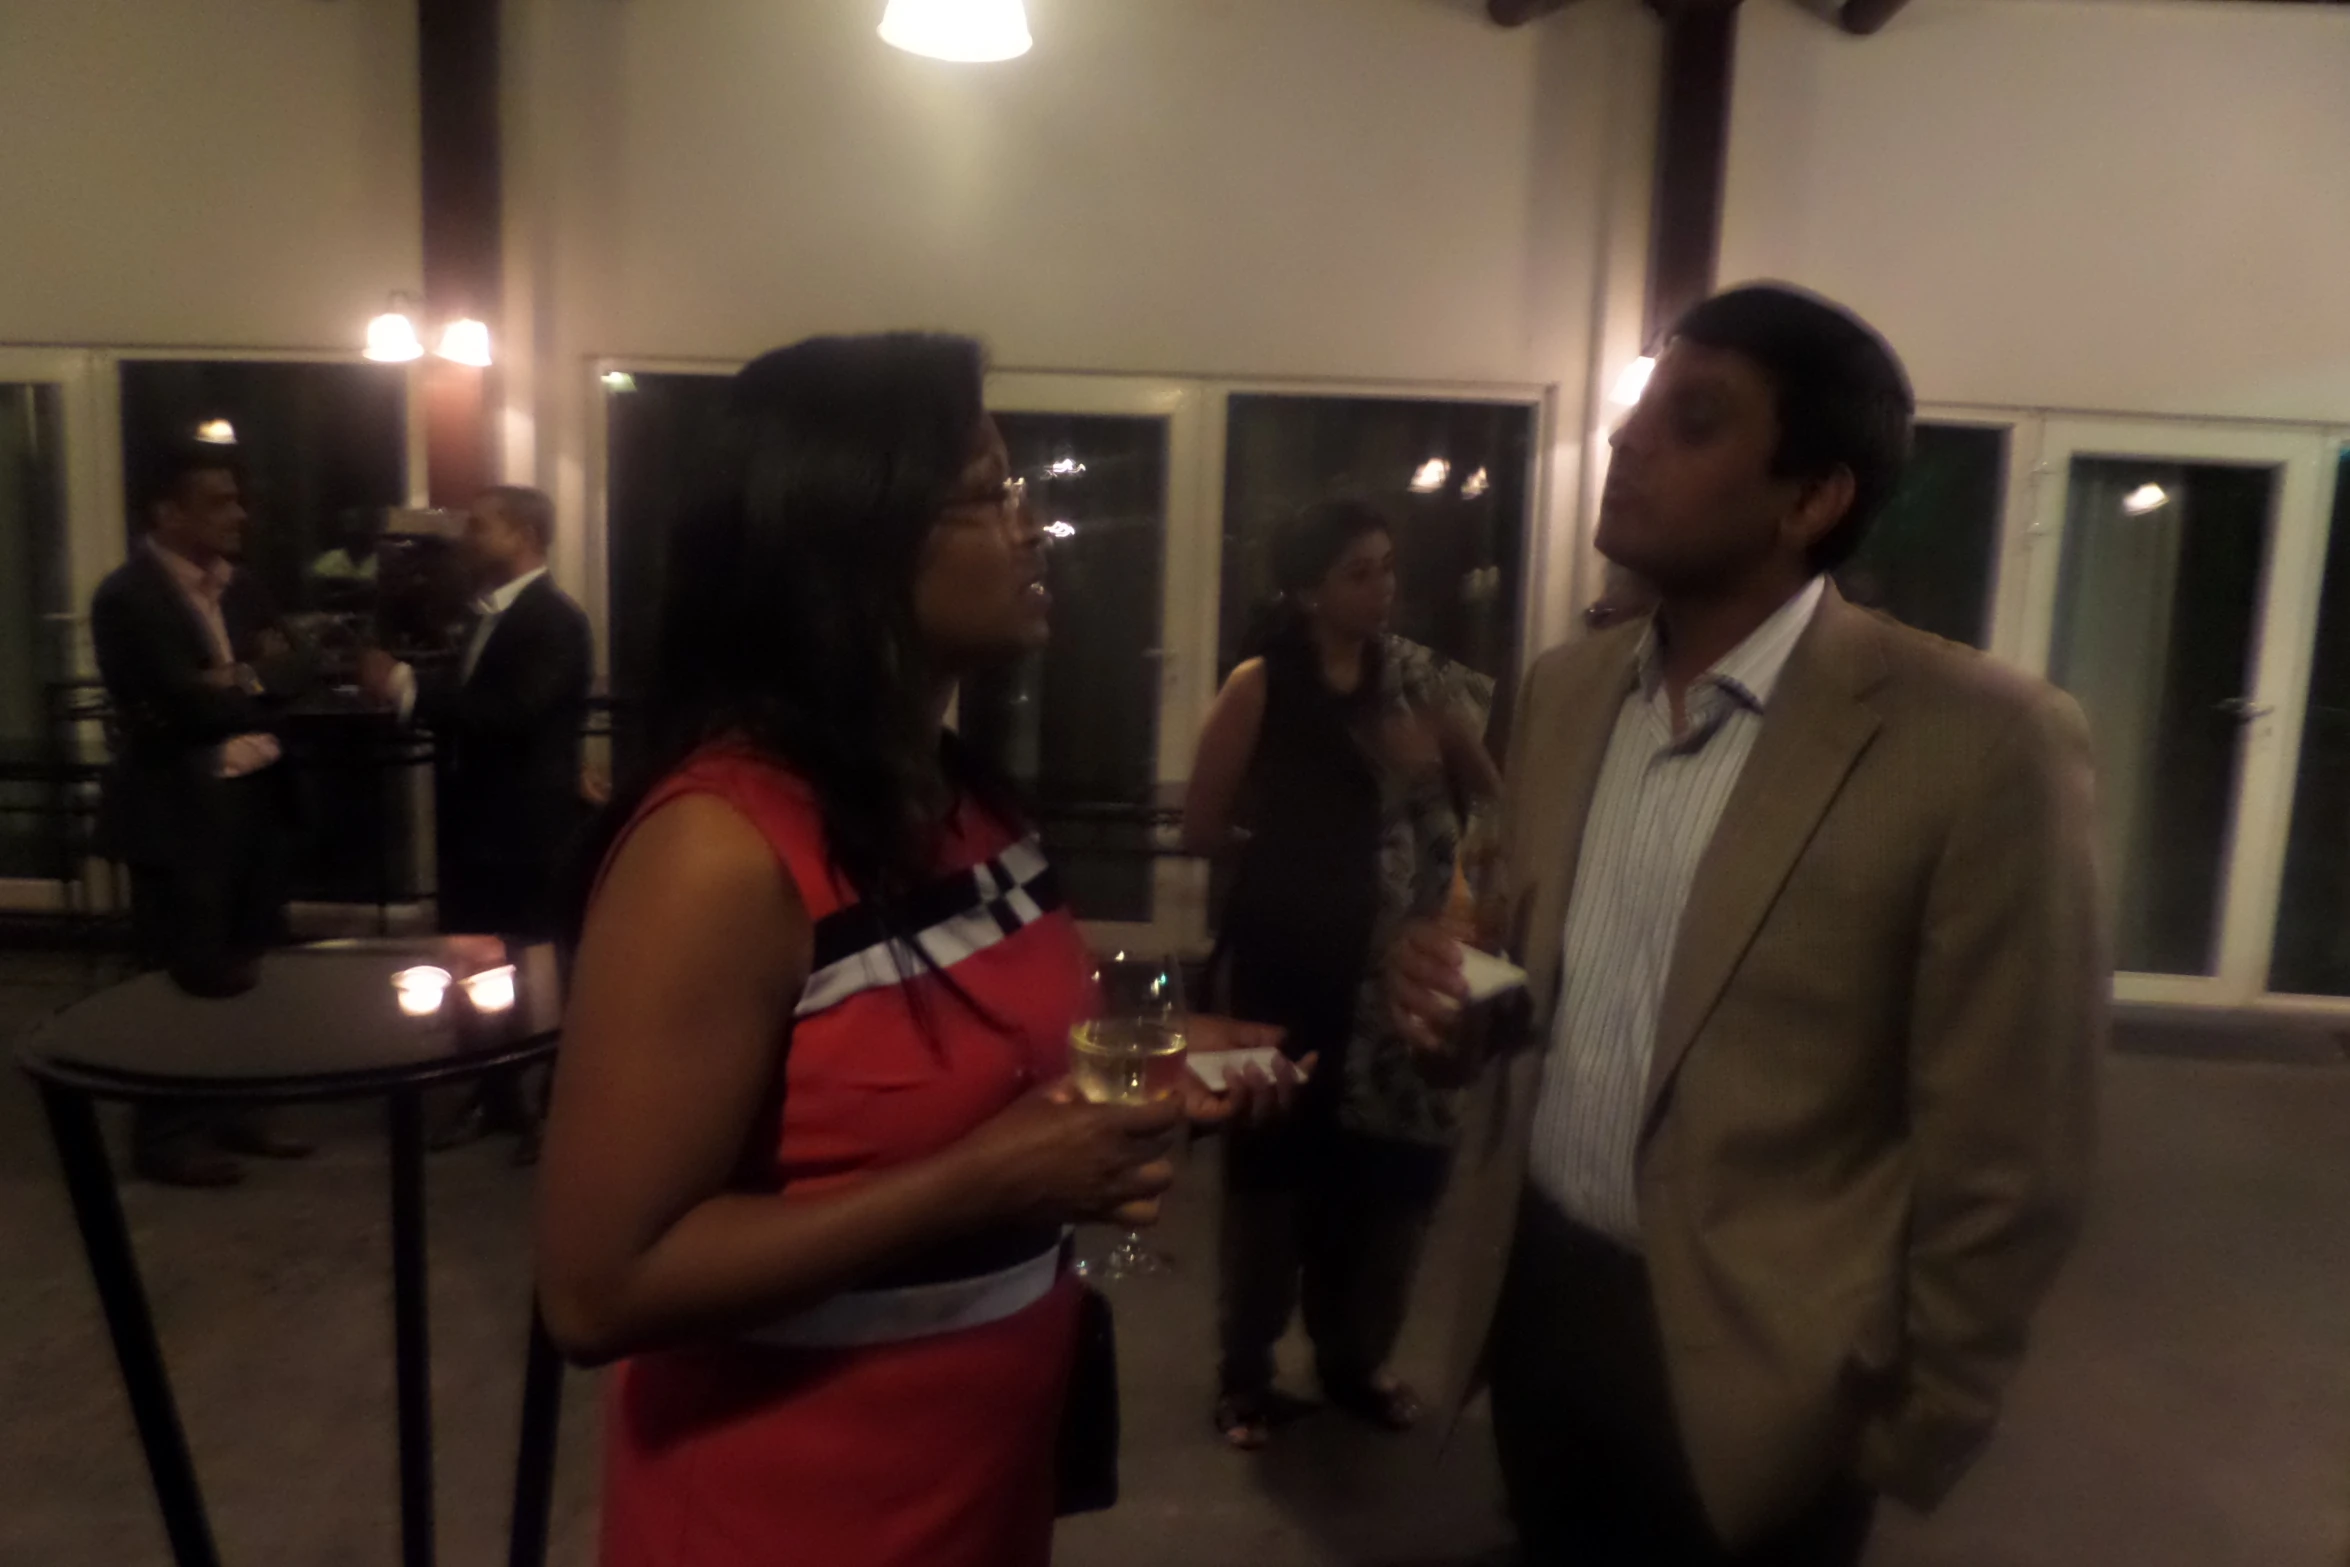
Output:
[1446, 587, 2106, 1546]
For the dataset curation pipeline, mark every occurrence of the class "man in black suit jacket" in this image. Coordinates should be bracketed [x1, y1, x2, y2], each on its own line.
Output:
[363, 485, 593, 1155]
[92, 447, 319, 1186]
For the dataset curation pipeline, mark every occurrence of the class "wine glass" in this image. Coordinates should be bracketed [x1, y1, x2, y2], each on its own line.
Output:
[1069, 951, 1188, 1282]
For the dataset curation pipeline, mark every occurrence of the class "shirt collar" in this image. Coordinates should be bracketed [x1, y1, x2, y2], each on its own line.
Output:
[1634, 575, 1828, 713]
[149, 536, 233, 599]
[477, 565, 547, 617]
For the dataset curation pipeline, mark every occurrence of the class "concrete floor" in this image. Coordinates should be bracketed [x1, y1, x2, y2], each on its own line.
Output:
[3, 950, 2346, 1567]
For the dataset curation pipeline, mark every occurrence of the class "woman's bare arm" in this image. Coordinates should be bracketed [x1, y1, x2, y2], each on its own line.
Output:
[535, 794, 1178, 1364]
[1180, 658, 1268, 857]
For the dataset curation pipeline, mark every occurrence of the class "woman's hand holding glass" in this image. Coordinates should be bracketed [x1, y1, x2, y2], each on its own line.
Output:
[958, 1084, 1183, 1230]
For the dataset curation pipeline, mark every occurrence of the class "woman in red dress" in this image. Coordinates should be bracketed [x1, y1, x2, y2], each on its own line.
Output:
[537, 335, 1273, 1566]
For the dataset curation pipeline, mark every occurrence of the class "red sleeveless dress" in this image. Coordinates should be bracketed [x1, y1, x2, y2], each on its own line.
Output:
[595, 748, 1093, 1567]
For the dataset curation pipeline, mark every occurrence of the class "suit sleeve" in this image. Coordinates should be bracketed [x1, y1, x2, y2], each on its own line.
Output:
[91, 580, 265, 744]
[1860, 688, 2107, 1510]
[412, 602, 593, 743]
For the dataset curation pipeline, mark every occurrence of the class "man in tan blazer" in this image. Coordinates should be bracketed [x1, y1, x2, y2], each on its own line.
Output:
[1393, 284, 2105, 1565]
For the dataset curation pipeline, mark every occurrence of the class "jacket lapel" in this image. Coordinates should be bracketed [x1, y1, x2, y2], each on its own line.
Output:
[1642, 591, 1887, 1128]
[134, 546, 225, 668]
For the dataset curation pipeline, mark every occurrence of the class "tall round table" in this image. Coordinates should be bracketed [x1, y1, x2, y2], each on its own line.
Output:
[16, 939, 564, 1567]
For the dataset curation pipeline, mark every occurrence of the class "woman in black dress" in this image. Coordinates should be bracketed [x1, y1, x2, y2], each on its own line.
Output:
[1183, 499, 1499, 1450]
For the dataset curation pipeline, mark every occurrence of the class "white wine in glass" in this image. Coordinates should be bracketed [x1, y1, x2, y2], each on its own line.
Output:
[1072, 953, 1187, 1282]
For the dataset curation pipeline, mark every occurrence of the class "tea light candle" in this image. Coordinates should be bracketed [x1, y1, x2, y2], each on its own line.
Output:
[393, 966, 451, 1017]
[461, 964, 517, 1014]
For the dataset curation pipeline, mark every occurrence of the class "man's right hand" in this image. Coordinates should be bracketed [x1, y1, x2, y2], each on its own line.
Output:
[959, 1081, 1183, 1231]
[356, 648, 401, 704]
[1390, 919, 1469, 1058]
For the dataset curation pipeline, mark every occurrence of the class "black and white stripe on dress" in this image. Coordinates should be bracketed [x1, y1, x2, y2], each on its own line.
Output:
[795, 837, 1064, 1020]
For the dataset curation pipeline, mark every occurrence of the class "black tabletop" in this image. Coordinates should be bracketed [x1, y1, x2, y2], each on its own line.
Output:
[18, 939, 563, 1102]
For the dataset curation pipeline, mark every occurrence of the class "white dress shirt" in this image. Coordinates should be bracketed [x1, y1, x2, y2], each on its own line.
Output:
[148, 538, 282, 779]
[393, 565, 547, 716]
[1527, 575, 1827, 1247]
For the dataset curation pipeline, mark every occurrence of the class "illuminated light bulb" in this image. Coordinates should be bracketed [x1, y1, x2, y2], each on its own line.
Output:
[435, 317, 493, 368]
[365, 310, 424, 363]
[1043, 520, 1076, 540]
[1410, 458, 1451, 494]
[2122, 483, 2170, 516]
[879, 0, 1032, 62]
[1460, 466, 1490, 499]
[1610, 355, 1657, 408]
[393, 966, 451, 1017]
[193, 419, 237, 446]
[1046, 457, 1086, 477]
[461, 964, 516, 1014]
[601, 371, 637, 393]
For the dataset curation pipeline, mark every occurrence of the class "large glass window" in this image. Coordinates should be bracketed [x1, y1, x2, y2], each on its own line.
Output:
[0, 383, 72, 880]
[1838, 422, 2006, 649]
[961, 414, 1168, 923]
[117, 360, 409, 616]
[1219, 394, 1532, 707]
[2049, 456, 2274, 977]
[2269, 451, 2350, 997]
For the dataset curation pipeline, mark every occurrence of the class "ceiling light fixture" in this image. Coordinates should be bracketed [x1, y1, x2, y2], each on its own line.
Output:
[1460, 467, 1490, 499]
[879, 0, 1032, 63]
[2122, 483, 2171, 516]
[1610, 355, 1656, 408]
[601, 371, 637, 394]
[435, 317, 493, 368]
[193, 418, 237, 446]
[1410, 458, 1451, 494]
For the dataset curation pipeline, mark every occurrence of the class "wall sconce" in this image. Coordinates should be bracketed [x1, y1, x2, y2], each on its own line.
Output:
[365, 301, 425, 364]
[435, 317, 493, 368]
[193, 419, 237, 446]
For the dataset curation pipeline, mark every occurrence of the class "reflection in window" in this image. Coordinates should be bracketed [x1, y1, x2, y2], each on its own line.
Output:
[2270, 453, 2350, 996]
[118, 360, 408, 617]
[1220, 394, 1531, 719]
[2050, 457, 2272, 977]
[1837, 422, 2004, 649]
[962, 416, 1168, 923]
[0, 384, 71, 878]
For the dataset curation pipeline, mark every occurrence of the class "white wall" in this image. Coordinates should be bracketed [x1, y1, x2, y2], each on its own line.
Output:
[515, 0, 1661, 647]
[0, 0, 420, 349]
[1721, 0, 2350, 423]
[584, 0, 1558, 384]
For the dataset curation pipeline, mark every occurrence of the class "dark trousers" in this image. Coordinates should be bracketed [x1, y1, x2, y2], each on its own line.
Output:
[1217, 1134, 1443, 1396]
[127, 771, 290, 1159]
[1490, 1194, 1877, 1567]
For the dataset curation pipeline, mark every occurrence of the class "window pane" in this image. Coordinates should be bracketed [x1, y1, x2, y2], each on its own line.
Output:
[1836, 422, 2004, 648]
[0, 384, 71, 878]
[962, 415, 1168, 924]
[605, 371, 734, 775]
[1220, 395, 1531, 709]
[2050, 457, 2272, 976]
[2269, 451, 2350, 996]
[118, 360, 409, 615]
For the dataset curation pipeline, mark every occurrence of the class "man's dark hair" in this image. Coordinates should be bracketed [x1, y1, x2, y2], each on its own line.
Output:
[140, 444, 241, 524]
[1670, 283, 1914, 571]
[479, 484, 557, 552]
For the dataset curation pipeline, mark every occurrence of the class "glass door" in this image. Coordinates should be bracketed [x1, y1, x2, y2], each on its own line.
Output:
[0, 350, 109, 905]
[2017, 419, 2334, 1006]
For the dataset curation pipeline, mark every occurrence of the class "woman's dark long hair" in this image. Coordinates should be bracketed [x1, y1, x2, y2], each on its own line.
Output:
[1237, 497, 1393, 704]
[571, 332, 1023, 966]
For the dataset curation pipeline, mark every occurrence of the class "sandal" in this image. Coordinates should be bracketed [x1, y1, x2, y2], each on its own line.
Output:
[1326, 1372, 1427, 1433]
[1213, 1388, 1274, 1452]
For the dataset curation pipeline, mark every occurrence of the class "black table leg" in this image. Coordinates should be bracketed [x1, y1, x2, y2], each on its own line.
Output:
[388, 1088, 435, 1567]
[34, 1080, 220, 1567]
[506, 1310, 563, 1567]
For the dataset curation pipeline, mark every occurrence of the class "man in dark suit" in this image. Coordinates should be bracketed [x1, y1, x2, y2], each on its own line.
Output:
[363, 484, 593, 1157]
[92, 446, 319, 1187]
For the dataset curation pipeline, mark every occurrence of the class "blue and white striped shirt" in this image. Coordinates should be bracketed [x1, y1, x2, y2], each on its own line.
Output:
[1528, 576, 1827, 1247]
